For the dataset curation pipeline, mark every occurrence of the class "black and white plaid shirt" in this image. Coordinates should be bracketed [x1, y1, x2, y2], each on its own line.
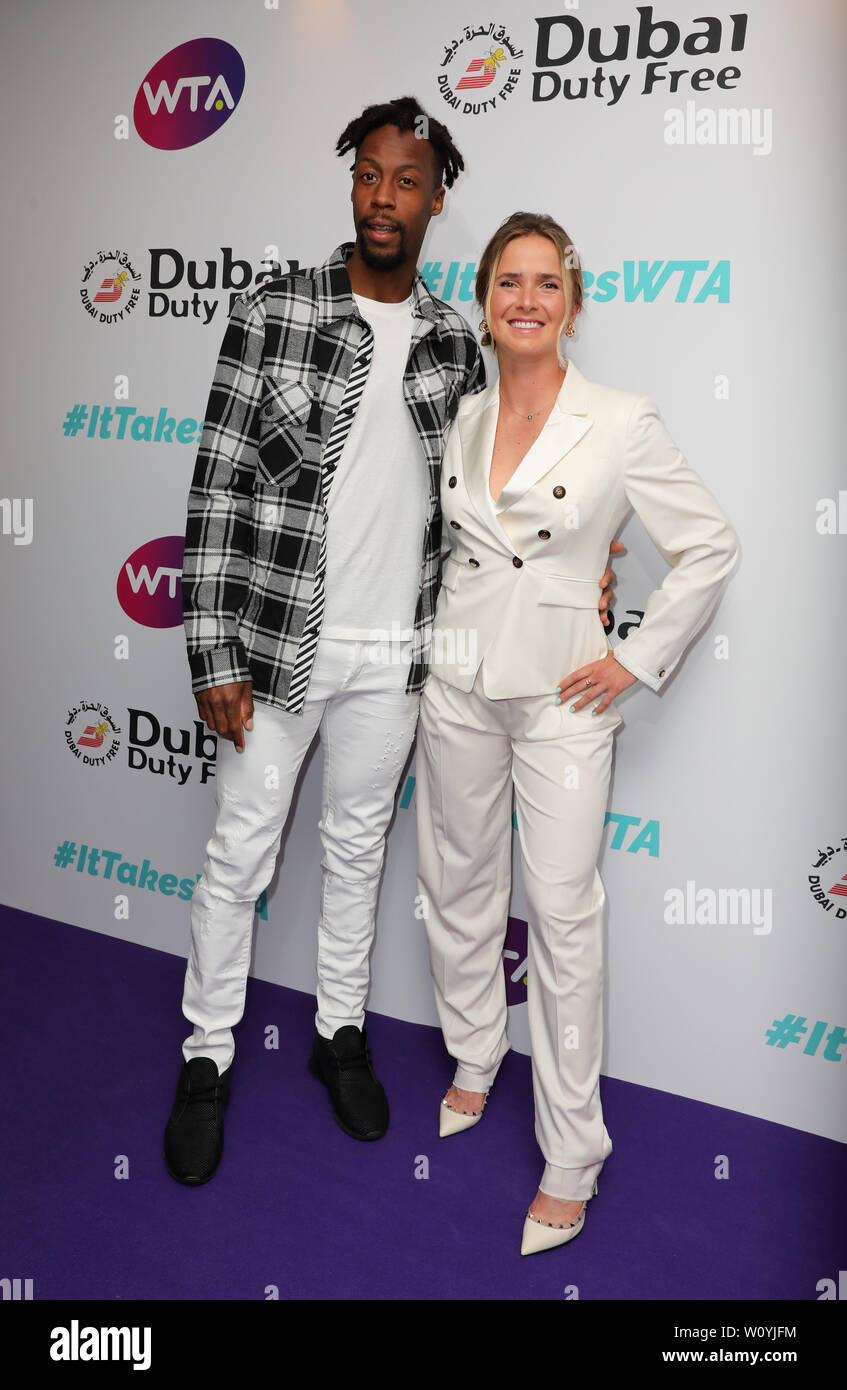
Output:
[182, 241, 486, 712]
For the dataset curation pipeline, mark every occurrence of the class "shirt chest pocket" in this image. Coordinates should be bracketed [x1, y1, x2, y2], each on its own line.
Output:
[412, 376, 461, 436]
[258, 373, 312, 487]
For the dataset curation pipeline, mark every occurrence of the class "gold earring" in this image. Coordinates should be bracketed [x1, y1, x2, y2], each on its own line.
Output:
[565, 323, 575, 338]
[479, 318, 489, 334]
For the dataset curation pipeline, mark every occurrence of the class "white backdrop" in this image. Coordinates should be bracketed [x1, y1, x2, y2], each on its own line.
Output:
[1, 0, 845, 1143]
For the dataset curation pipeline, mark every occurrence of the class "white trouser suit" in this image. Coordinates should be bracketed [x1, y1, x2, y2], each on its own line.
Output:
[416, 661, 620, 1200]
[181, 637, 420, 1075]
[416, 362, 739, 1201]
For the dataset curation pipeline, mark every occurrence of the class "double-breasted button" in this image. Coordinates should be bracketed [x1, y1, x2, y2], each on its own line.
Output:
[512, 556, 523, 568]
[553, 485, 566, 499]
[450, 520, 461, 529]
[448, 475, 457, 487]
[468, 558, 480, 568]
[538, 529, 550, 540]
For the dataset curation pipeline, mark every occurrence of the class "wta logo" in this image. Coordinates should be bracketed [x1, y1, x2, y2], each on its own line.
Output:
[134, 38, 245, 150]
[117, 536, 185, 628]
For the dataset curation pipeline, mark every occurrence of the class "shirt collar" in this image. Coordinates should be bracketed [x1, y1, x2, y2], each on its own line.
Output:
[316, 241, 441, 329]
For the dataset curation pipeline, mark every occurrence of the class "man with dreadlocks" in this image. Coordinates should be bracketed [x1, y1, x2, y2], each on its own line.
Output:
[164, 96, 486, 1183]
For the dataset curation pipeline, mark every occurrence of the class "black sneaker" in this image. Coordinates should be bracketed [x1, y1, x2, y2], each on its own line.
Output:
[308, 1025, 389, 1141]
[164, 1056, 231, 1185]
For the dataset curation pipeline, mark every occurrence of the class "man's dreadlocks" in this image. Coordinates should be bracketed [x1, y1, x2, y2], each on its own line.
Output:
[336, 95, 465, 189]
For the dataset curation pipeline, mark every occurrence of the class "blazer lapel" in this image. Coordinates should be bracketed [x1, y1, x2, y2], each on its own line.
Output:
[458, 385, 515, 552]
[496, 361, 593, 513]
[459, 362, 593, 548]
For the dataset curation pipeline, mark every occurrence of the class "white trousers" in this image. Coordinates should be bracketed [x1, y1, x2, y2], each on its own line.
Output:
[181, 638, 421, 1074]
[415, 662, 621, 1201]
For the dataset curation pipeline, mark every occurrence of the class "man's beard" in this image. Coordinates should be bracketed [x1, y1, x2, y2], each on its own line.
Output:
[357, 221, 408, 271]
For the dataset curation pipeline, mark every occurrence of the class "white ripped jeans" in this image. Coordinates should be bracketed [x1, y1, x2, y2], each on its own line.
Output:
[180, 638, 421, 1074]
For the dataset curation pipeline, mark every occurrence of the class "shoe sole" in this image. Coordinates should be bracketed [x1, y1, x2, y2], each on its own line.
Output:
[163, 1150, 222, 1186]
[521, 1221, 586, 1257]
[163, 1123, 223, 1186]
[308, 1055, 387, 1142]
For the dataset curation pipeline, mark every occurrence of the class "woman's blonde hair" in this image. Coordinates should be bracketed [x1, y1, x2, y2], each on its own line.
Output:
[475, 211, 584, 369]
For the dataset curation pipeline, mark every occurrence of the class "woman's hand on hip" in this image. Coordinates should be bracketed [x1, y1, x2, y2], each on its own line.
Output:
[555, 652, 638, 714]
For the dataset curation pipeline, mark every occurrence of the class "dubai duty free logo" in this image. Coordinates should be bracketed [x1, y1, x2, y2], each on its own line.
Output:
[437, 21, 524, 115]
[64, 700, 121, 768]
[134, 38, 245, 150]
[79, 249, 142, 325]
[808, 835, 847, 918]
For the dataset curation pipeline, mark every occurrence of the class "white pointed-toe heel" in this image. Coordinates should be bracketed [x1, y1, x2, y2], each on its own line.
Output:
[438, 1088, 488, 1138]
[520, 1180, 598, 1256]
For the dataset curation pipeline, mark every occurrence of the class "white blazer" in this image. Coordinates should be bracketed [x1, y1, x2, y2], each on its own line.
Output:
[429, 360, 740, 697]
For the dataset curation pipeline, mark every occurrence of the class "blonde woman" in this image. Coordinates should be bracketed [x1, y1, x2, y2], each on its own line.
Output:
[415, 212, 739, 1254]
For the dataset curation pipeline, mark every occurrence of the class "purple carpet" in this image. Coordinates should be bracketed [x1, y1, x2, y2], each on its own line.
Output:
[2, 902, 844, 1300]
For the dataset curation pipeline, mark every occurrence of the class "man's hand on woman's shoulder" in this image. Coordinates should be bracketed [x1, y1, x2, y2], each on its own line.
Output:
[599, 540, 625, 627]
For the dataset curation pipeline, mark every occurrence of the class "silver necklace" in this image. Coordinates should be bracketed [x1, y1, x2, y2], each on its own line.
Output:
[499, 391, 557, 422]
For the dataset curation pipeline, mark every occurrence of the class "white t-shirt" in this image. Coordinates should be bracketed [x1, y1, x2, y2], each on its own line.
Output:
[320, 291, 430, 642]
